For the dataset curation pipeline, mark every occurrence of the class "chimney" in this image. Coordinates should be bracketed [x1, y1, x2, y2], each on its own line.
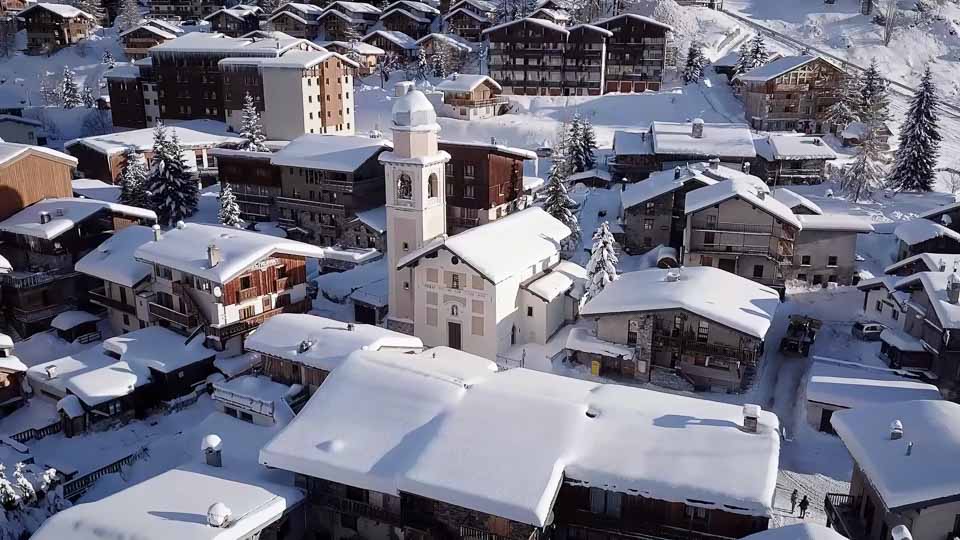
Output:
[490, 136, 497, 145]
[742, 404, 760, 433]
[709, 158, 720, 170]
[347, 323, 355, 331]
[207, 502, 231, 528]
[39, 211, 51, 224]
[45, 365, 58, 379]
[906, 441, 913, 456]
[890, 419, 903, 440]
[674, 166, 682, 180]
[207, 243, 222, 267]
[451, 72, 458, 80]
[202, 434, 223, 467]
[940, 259, 947, 272]
[741, 161, 751, 174]
[891, 526, 913, 540]
[949, 274, 960, 304]
[152, 224, 162, 241]
[395, 81, 414, 97]
[757, 188, 766, 200]
[692, 118, 705, 138]
[814, 137, 823, 146]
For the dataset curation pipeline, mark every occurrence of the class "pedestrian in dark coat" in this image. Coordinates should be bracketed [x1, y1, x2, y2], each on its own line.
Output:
[799, 495, 810, 518]
[790, 489, 799, 514]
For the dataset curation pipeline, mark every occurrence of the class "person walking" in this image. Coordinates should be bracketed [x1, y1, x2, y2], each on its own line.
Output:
[790, 489, 799, 514]
[799, 495, 810, 518]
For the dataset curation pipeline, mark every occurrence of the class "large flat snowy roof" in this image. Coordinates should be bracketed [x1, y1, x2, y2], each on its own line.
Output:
[271, 134, 390, 171]
[772, 188, 822, 215]
[755, 135, 837, 161]
[150, 31, 306, 55]
[435, 74, 498, 93]
[66, 120, 244, 156]
[523, 260, 586, 302]
[0, 198, 156, 240]
[27, 346, 151, 406]
[103, 325, 214, 374]
[893, 218, 960, 246]
[797, 214, 874, 233]
[75, 224, 155, 287]
[245, 314, 423, 372]
[580, 266, 779, 339]
[833, 400, 960, 510]
[806, 359, 941, 410]
[652, 121, 756, 159]
[737, 55, 819, 82]
[685, 178, 802, 229]
[619, 163, 719, 209]
[135, 222, 326, 284]
[362, 29, 419, 49]
[261, 349, 780, 526]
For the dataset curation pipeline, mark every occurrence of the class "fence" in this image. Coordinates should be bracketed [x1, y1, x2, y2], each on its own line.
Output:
[9, 420, 62, 444]
[62, 446, 149, 501]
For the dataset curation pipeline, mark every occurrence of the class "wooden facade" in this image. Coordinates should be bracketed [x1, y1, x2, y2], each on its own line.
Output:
[443, 8, 490, 41]
[0, 148, 74, 221]
[205, 9, 260, 37]
[268, 10, 319, 39]
[19, 5, 95, 54]
[215, 150, 281, 222]
[106, 76, 147, 129]
[739, 57, 844, 133]
[120, 25, 176, 60]
[440, 141, 527, 233]
[380, 9, 431, 38]
[595, 14, 669, 94]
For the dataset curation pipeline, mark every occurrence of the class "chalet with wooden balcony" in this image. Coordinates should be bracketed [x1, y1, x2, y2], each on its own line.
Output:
[260, 347, 781, 540]
[892, 219, 960, 262]
[0, 334, 28, 417]
[75, 225, 158, 335]
[433, 74, 505, 121]
[0, 198, 157, 338]
[736, 55, 844, 133]
[362, 29, 419, 58]
[245, 313, 422, 394]
[17, 3, 95, 55]
[119, 20, 182, 60]
[320, 40, 386, 76]
[826, 400, 960, 540]
[918, 201, 960, 236]
[266, 3, 324, 39]
[319, 1, 382, 40]
[379, 0, 438, 39]
[417, 32, 473, 70]
[0, 142, 76, 222]
[203, 5, 261, 37]
[439, 139, 537, 234]
[449, 0, 496, 18]
[594, 13, 671, 94]
[271, 135, 392, 247]
[575, 266, 779, 391]
[752, 134, 837, 186]
[683, 176, 802, 292]
[133, 222, 325, 353]
[442, 6, 491, 41]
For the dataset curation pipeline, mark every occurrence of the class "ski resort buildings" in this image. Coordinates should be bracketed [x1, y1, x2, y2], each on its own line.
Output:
[0, 142, 76, 221]
[752, 134, 837, 185]
[432, 74, 506, 121]
[18, 3, 95, 55]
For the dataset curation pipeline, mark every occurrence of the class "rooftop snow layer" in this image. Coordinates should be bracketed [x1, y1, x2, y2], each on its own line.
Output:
[685, 178, 801, 229]
[0, 198, 156, 240]
[523, 260, 586, 301]
[352, 206, 387, 233]
[742, 524, 848, 540]
[363, 29, 419, 48]
[443, 6, 488, 21]
[399, 207, 570, 284]
[737, 55, 819, 82]
[451, 0, 496, 11]
[325, 0, 383, 13]
[651, 121, 756, 159]
[103, 326, 215, 374]
[271, 134, 390, 171]
[119, 23, 177, 39]
[832, 399, 960, 510]
[806, 359, 941, 410]
[244, 314, 423, 372]
[755, 135, 837, 161]
[619, 163, 719, 209]
[772, 188, 823, 215]
[885, 253, 960, 275]
[879, 328, 926, 353]
[213, 374, 291, 406]
[381, 7, 431, 22]
[565, 327, 633, 358]
[317, 40, 386, 55]
[0, 114, 42, 127]
[383, 0, 439, 14]
[581, 267, 780, 339]
[73, 178, 120, 202]
[134, 222, 326, 284]
[0, 85, 28, 109]
[50, 310, 99, 331]
[27, 346, 151, 406]
[797, 214, 874, 233]
[75, 225, 156, 287]
[594, 12, 672, 31]
[18, 2, 93, 19]
[150, 31, 307, 55]
[483, 16, 569, 36]
[66, 120, 244, 156]
[919, 200, 960, 221]
[894, 271, 960, 330]
[893, 219, 960, 246]
[434, 74, 498, 92]
[0, 141, 76, 168]
[261, 349, 779, 526]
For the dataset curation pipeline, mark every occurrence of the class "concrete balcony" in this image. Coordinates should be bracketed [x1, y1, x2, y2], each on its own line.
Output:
[207, 298, 310, 341]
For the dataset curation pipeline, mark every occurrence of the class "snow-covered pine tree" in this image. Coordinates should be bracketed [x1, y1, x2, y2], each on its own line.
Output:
[81, 84, 95, 108]
[859, 58, 891, 128]
[115, 0, 141, 30]
[566, 114, 587, 173]
[542, 160, 580, 251]
[682, 42, 705, 84]
[12, 464, 35, 507]
[146, 124, 197, 225]
[102, 50, 116, 67]
[59, 67, 83, 109]
[0, 465, 20, 510]
[826, 70, 862, 131]
[583, 221, 619, 304]
[118, 150, 150, 208]
[256, 0, 282, 14]
[747, 34, 770, 67]
[71, 0, 104, 23]
[415, 47, 429, 81]
[431, 45, 448, 78]
[238, 92, 268, 152]
[218, 182, 243, 228]
[576, 115, 598, 172]
[732, 38, 752, 75]
[841, 134, 887, 201]
[887, 65, 941, 192]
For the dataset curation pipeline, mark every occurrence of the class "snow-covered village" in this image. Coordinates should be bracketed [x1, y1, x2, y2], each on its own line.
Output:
[1, 0, 960, 538]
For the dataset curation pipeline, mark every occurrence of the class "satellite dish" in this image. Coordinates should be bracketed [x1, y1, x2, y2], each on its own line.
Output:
[213, 286, 222, 298]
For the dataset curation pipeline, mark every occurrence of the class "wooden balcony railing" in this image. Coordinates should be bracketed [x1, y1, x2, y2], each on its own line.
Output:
[12, 303, 74, 323]
[148, 302, 197, 327]
[0, 269, 78, 289]
[690, 221, 776, 235]
[564, 520, 735, 540]
[207, 298, 310, 340]
[448, 216, 480, 228]
[236, 287, 259, 303]
[315, 494, 402, 524]
[651, 332, 758, 363]
[824, 493, 864, 540]
[88, 287, 136, 315]
[445, 96, 508, 108]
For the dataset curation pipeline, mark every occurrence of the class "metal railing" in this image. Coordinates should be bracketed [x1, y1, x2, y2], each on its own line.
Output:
[63, 447, 149, 500]
[275, 196, 346, 214]
[460, 525, 516, 540]
[564, 522, 735, 540]
[0, 269, 77, 289]
[9, 420, 62, 444]
[448, 216, 480, 228]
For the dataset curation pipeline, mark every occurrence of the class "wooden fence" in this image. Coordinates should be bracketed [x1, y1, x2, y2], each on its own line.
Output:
[62, 447, 148, 501]
[9, 420, 62, 444]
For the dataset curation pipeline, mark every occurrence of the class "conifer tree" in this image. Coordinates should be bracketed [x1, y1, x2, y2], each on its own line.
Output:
[826, 71, 862, 131]
[102, 50, 116, 67]
[859, 58, 891, 128]
[415, 47, 429, 80]
[733, 39, 751, 75]
[71, 0, 104, 23]
[82, 84, 95, 108]
[59, 67, 82, 109]
[116, 0, 141, 30]
[431, 46, 448, 78]
[682, 42, 705, 84]
[565, 115, 586, 173]
[238, 92, 268, 152]
[583, 221, 619, 304]
[146, 123, 197, 225]
[542, 160, 580, 251]
[118, 150, 150, 208]
[888, 65, 941, 192]
[218, 182, 243, 228]
[747, 34, 770, 67]
[841, 135, 887, 201]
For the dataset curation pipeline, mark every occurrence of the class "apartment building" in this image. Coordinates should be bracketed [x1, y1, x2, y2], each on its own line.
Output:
[790, 214, 874, 286]
[736, 55, 844, 133]
[213, 149, 280, 223]
[133, 222, 324, 353]
[119, 20, 182, 60]
[204, 5, 261, 37]
[18, 3, 95, 55]
[318, 1, 382, 40]
[266, 2, 324, 39]
[595, 13, 671, 93]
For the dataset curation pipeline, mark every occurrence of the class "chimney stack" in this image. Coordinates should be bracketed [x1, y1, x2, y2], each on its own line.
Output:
[202, 434, 223, 467]
[949, 274, 960, 304]
[742, 161, 751, 174]
[742, 404, 760, 433]
[39, 211, 51, 224]
[890, 419, 903, 440]
[347, 323, 355, 331]
[395, 81, 413, 97]
[906, 441, 913, 456]
[674, 166, 682, 180]
[891, 525, 913, 540]
[207, 502, 231, 528]
[940, 259, 947, 272]
[207, 243, 222, 267]
[692, 118, 705, 138]
[152, 224, 162, 241]
[709, 158, 720, 170]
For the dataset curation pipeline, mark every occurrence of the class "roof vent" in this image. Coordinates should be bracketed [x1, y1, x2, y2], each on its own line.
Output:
[741, 161, 751, 174]
[743, 404, 760, 433]
[890, 419, 903, 440]
[54, 208, 65, 217]
[814, 138, 823, 146]
[709, 158, 720, 170]
[45, 365, 58, 379]
[906, 441, 913, 456]
[207, 502, 231, 528]
[664, 269, 681, 282]
[297, 339, 315, 353]
[585, 407, 599, 418]
[202, 434, 223, 467]
[152, 224, 162, 241]
[207, 243, 222, 267]
[38, 211, 51, 224]
[346, 323, 355, 331]
[691, 118, 705, 138]
[939, 259, 947, 272]
[674, 166, 681, 180]
[451, 72, 459, 80]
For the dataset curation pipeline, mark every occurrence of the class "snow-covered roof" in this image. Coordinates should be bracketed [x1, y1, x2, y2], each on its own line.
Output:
[204, 5, 260, 21]
[382, 0, 439, 14]
[325, 1, 383, 14]
[381, 7, 431, 23]
[134, 222, 326, 284]
[27, 345, 151, 406]
[806, 359, 941, 410]
[685, 178, 802, 229]
[275, 2, 325, 16]
[565, 327, 633, 358]
[483, 16, 569, 36]
[711, 51, 740, 68]
[317, 8, 361, 23]
[434, 73, 497, 93]
[523, 260, 586, 301]
[619, 163, 719, 210]
[879, 328, 925, 352]
[755, 135, 837, 161]
[245, 314, 423, 372]
[267, 9, 314, 24]
[418, 32, 474, 52]
[271, 134, 390, 171]
[523, 176, 544, 191]
[0, 114, 42, 127]
[362, 29, 419, 49]
[443, 6, 488, 21]
[0, 141, 77, 168]
[531, 7, 570, 21]
[893, 218, 960, 246]
[440, 139, 536, 160]
[743, 524, 848, 540]
[75, 225, 155, 287]
[567, 168, 613, 183]
[66, 120, 244, 156]
[352, 205, 387, 233]
[919, 200, 960, 221]
[737, 55, 821, 82]
[150, 31, 308, 55]
[72, 178, 120, 203]
[318, 40, 386, 55]
[220, 49, 358, 70]
[594, 12, 672, 31]
[50, 310, 99, 331]
[119, 23, 177, 40]
[885, 253, 960, 275]
[797, 214, 874, 233]
[102, 63, 141, 80]
[612, 129, 653, 155]
[213, 374, 291, 411]
[261, 348, 779, 526]
[772, 188, 822, 215]
[0, 198, 156, 240]
[18, 2, 94, 20]
[894, 271, 960, 330]
[399, 207, 570, 284]
[144, 18, 184, 34]
[451, 0, 496, 12]
[580, 267, 779, 339]
[832, 399, 960, 510]
[651, 121, 756, 159]
[33, 411, 304, 540]
[103, 325, 214, 374]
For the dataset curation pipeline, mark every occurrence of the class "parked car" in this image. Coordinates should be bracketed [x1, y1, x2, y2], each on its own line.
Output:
[852, 321, 885, 341]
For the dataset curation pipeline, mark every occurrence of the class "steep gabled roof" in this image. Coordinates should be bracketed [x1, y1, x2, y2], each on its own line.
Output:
[362, 29, 419, 49]
[18, 2, 94, 20]
[685, 178, 802, 229]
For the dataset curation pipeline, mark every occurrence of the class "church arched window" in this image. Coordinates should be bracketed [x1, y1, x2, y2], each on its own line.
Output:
[427, 173, 438, 198]
[397, 174, 413, 200]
